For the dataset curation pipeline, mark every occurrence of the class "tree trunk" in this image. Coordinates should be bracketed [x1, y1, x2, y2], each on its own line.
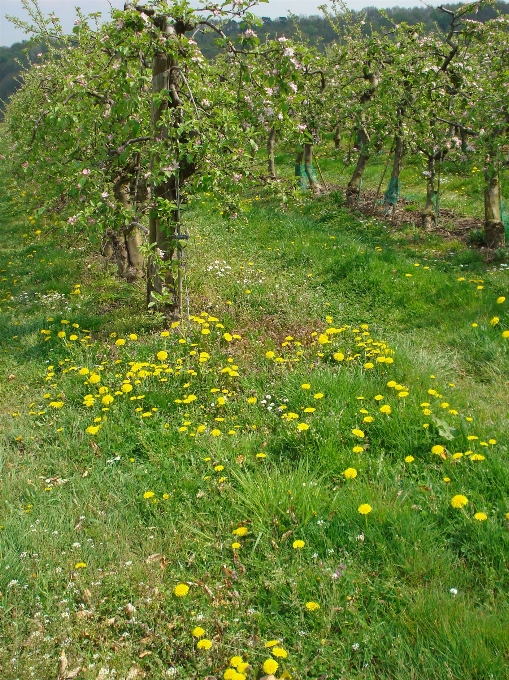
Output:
[267, 127, 276, 178]
[346, 127, 369, 207]
[346, 72, 379, 207]
[333, 124, 341, 150]
[383, 135, 404, 216]
[295, 149, 306, 189]
[106, 229, 129, 279]
[147, 41, 179, 316]
[422, 155, 436, 230]
[303, 143, 321, 194]
[484, 166, 505, 248]
[125, 227, 145, 279]
[113, 170, 145, 281]
[101, 237, 114, 260]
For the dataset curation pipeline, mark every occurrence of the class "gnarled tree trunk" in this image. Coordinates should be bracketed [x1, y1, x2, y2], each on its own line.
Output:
[383, 134, 404, 216]
[346, 126, 370, 207]
[346, 72, 379, 207]
[303, 143, 321, 194]
[484, 165, 505, 248]
[333, 123, 341, 150]
[112, 169, 145, 281]
[422, 155, 436, 230]
[147, 45, 179, 314]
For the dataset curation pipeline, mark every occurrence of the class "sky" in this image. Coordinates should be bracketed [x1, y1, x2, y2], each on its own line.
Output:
[1, 0, 439, 47]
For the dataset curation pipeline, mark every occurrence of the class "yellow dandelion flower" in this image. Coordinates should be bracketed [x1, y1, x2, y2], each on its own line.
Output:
[197, 638, 212, 649]
[380, 405, 391, 414]
[271, 647, 288, 658]
[174, 583, 189, 597]
[192, 627, 205, 638]
[49, 401, 64, 409]
[292, 540, 305, 549]
[232, 526, 248, 536]
[450, 495, 468, 509]
[342, 467, 357, 479]
[497, 296, 505, 303]
[85, 425, 100, 435]
[262, 659, 279, 675]
[74, 562, 87, 569]
[305, 601, 320, 611]
[358, 503, 372, 515]
[474, 512, 487, 521]
[157, 350, 168, 361]
[297, 422, 309, 431]
[143, 491, 155, 499]
[352, 428, 364, 438]
[405, 456, 414, 463]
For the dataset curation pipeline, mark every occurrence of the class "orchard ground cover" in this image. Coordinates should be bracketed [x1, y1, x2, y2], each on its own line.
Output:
[1, 176, 509, 680]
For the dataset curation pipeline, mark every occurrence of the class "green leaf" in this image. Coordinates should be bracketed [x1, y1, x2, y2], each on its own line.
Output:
[431, 416, 458, 441]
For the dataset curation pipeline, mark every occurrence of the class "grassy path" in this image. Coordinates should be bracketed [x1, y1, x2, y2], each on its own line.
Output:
[1, 183, 509, 679]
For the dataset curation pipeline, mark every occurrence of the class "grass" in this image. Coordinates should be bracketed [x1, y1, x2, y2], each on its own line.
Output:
[1, 168, 509, 680]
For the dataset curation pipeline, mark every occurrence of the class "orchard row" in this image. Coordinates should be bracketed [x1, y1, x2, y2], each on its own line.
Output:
[1, 0, 508, 314]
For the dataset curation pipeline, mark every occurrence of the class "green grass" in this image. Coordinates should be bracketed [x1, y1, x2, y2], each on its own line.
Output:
[1, 175, 509, 680]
